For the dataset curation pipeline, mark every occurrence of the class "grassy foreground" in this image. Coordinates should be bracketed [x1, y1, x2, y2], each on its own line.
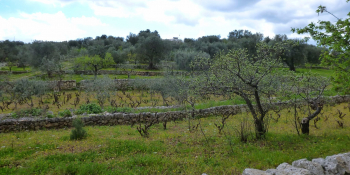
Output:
[0, 103, 350, 174]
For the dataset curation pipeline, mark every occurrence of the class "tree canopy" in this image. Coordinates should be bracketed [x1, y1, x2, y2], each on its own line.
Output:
[74, 52, 115, 78]
[292, 0, 350, 93]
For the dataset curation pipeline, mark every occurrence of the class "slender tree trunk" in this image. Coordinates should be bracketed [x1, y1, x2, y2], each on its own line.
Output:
[290, 58, 296, 71]
[301, 104, 323, 135]
[94, 66, 98, 79]
[301, 118, 310, 135]
[254, 117, 266, 139]
[149, 62, 155, 70]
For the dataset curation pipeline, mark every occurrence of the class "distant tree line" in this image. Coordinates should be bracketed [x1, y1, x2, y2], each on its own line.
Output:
[0, 29, 326, 72]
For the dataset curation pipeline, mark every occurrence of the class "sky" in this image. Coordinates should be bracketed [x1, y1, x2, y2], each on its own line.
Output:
[0, 0, 349, 43]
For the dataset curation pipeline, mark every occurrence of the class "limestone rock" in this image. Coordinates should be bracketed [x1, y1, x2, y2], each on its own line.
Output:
[323, 153, 350, 175]
[266, 169, 277, 175]
[292, 158, 325, 175]
[312, 158, 325, 167]
[276, 163, 312, 175]
[242, 168, 269, 175]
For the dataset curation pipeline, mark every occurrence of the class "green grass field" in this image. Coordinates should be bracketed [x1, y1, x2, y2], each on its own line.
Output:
[0, 103, 349, 174]
[1, 66, 350, 174]
[0, 66, 32, 72]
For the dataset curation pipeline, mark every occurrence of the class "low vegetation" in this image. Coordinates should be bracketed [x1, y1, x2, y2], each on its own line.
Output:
[0, 103, 349, 174]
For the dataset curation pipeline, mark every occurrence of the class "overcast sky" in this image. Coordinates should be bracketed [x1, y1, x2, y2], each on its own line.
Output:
[0, 0, 349, 43]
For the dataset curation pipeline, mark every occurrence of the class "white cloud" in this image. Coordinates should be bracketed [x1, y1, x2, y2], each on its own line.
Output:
[4, 0, 350, 42]
[0, 11, 107, 42]
[81, 0, 349, 39]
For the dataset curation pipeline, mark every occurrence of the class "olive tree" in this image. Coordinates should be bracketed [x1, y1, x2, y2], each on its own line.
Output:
[136, 35, 166, 69]
[173, 49, 210, 71]
[5, 57, 17, 72]
[74, 52, 115, 78]
[40, 57, 59, 78]
[192, 42, 290, 139]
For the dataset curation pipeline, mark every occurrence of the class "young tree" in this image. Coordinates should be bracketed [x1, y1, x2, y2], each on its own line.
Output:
[192, 42, 290, 139]
[118, 64, 135, 79]
[292, 1, 350, 93]
[5, 57, 17, 72]
[74, 52, 115, 78]
[40, 57, 59, 78]
[16, 45, 32, 70]
[289, 72, 329, 135]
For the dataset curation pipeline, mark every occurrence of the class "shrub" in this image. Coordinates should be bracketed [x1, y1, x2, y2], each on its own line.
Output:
[46, 113, 55, 118]
[70, 119, 87, 140]
[104, 106, 117, 113]
[75, 103, 102, 115]
[59, 109, 72, 118]
[12, 108, 42, 118]
[116, 107, 134, 113]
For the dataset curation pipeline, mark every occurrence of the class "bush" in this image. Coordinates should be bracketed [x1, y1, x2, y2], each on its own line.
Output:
[46, 113, 55, 118]
[59, 109, 72, 118]
[70, 119, 87, 140]
[116, 107, 134, 113]
[104, 106, 117, 113]
[12, 108, 42, 118]
[75, 103, 102, 115]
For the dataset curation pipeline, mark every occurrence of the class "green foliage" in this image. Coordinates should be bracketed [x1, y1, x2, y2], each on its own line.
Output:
[59, 109, 72, 118]
[39, 57, 60, 78]
[192, 42, 291, 139]
[11, 108, 42, 118]
[173, 49, 210, 71]
[74, 53, 115, 78]
[104, 106, 117, 113]
[75, 103, 102, 115]
[5, 57, 17, 72]
[292, 1, 350, 93]
[116, 107, 134, 113]
[103, 106, 134, 113]
[46, 113, 55, 118]
[70, 119, 87, 140]
[136, 34, 166, 69]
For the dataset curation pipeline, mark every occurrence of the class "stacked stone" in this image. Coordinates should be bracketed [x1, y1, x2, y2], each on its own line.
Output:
[243, 152, 350, 175]
[1, 95, 349, 133]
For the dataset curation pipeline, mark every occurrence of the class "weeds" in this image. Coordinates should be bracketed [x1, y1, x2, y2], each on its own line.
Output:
[70, 119, 87, 140]
[75, 103, 102, 115]
[58, 109, 72, 118]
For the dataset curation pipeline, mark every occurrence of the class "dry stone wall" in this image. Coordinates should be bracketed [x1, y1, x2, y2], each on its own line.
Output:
[243, 152, 350, 175]
[1, 95, 349, 133]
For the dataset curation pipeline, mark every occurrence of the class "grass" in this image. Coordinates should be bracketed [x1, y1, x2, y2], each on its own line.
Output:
[296, 68, 335, 78]
[0, 66, 32, 72]
[3, 71, 40, 81]
[0, 103, 349, 174]
[101, 68, 165, 72]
